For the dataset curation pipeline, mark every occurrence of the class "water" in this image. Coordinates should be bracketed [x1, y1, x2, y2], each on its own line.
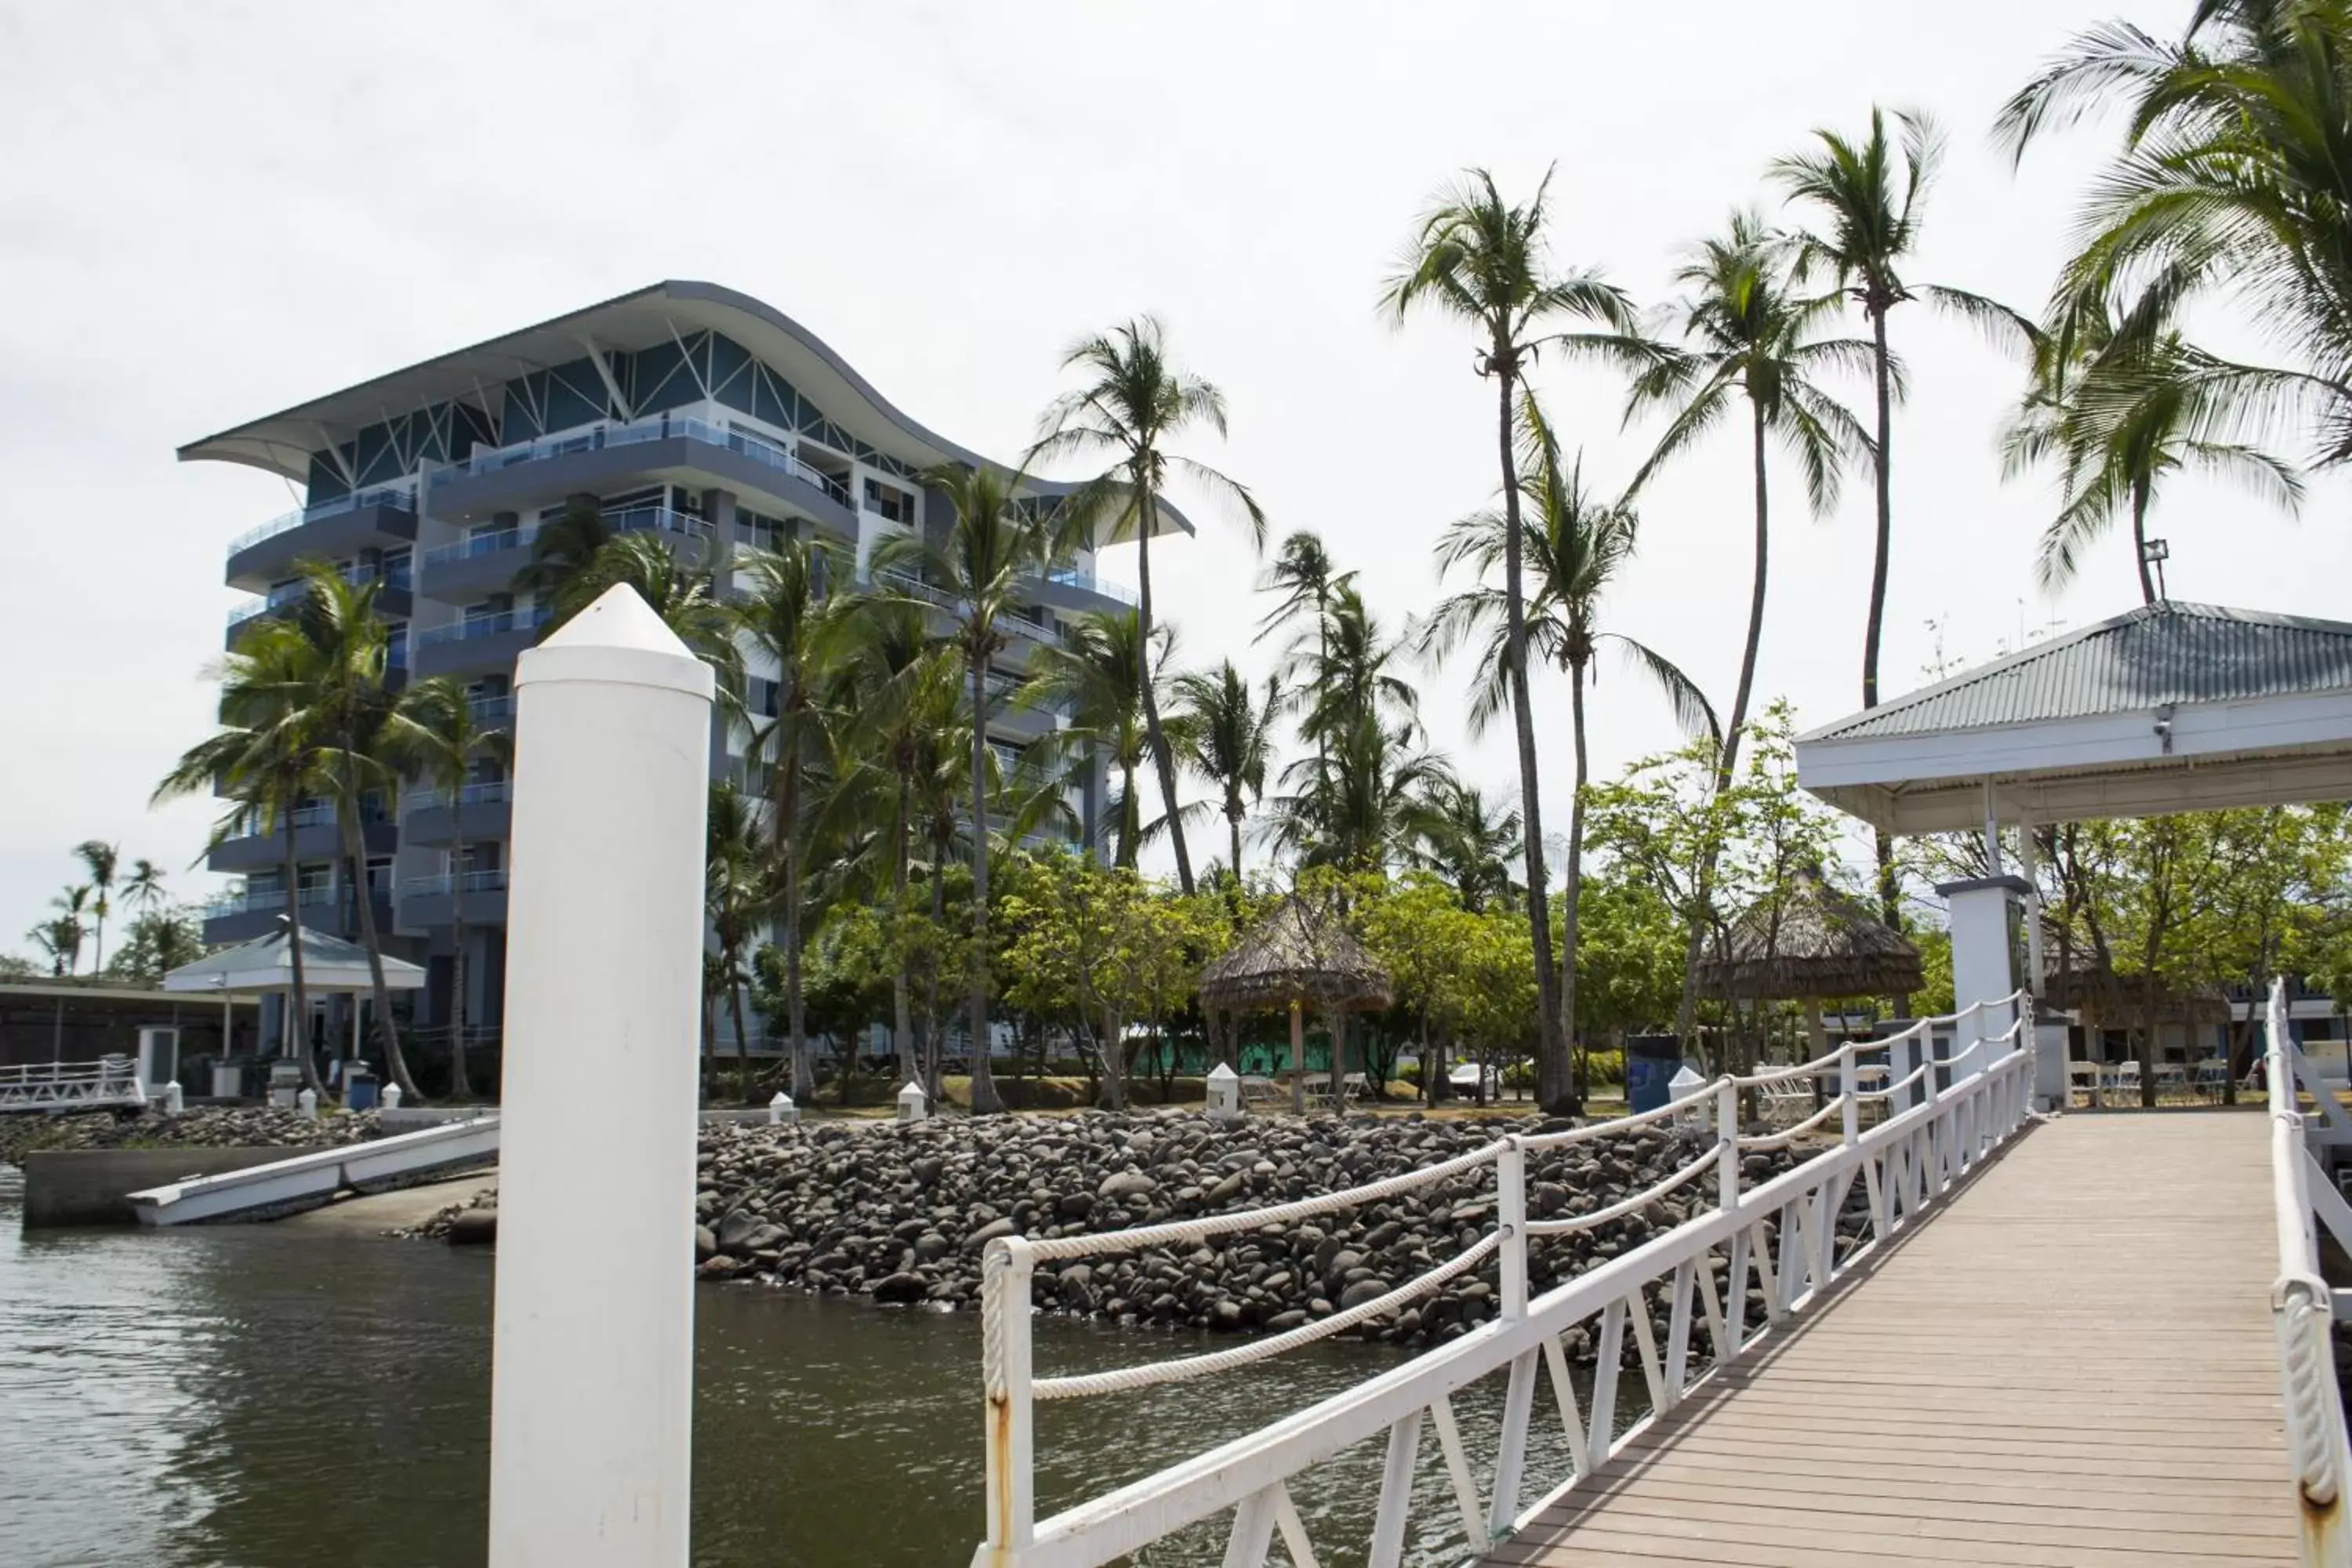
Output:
[0, 1170, 1632, 1567]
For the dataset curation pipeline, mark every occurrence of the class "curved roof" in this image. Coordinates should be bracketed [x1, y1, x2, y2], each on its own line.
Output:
[177, 279, 1193, 539]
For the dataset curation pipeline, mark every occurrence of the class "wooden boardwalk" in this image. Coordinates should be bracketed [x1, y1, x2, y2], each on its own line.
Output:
[1489, 1112, 2298, 1567]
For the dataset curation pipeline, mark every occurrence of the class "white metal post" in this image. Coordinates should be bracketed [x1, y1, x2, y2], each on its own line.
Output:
[488, 586, 713, 1568]
[1497, 1136, 1528, 1319]
[982, 1237, 1037, 1555]
[1838, 1043, 1858, 1146]
[1715, 1080, 1740, 1212]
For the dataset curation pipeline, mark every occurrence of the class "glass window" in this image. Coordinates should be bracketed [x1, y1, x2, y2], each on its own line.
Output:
[864, 477, 916, 524]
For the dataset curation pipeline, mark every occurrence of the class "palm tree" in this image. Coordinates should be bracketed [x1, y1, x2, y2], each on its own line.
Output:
[1018, 610, 1159, 867]
[829, 600, 960, 1087]
[1269, 712, 1454, 875]
[1171, 661, 1279, 883]
[1033, 316, 1265, 895]
[46, 886, 90, 975]
[154, 627, 331, 1098]
[1582, 212, 1867, 1036]
[1255, 531, 1353, 776]
[281, 560, 426, 1101]
[1382, 166, 1637, 1102]
[540, 532, 744, 681]
[27, 916, 81, 978]
[2006, 288, 2304, 601]
[1998, 2, 2352, 467]
[510, 497, 613, 604]
[1419, 401, 1717, 1100]
[1769, 108, 2027, 935]
[1409, 779, 1522, 914]
[1287, 583, 1421, 757]
[71, 843, 118, 973]
[730, 539, 852, 1101]
[121, 858, 169, 919]
[872, 463, 1077, 1115]
[387, 677, 514, 1100]
[706, 780, 771, 1101]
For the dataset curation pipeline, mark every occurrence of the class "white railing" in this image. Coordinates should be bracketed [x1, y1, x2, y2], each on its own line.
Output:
[0, 1057, 147, 1115]
[2264, 976, 2352, 1566]
[971, 990, 2035, 1568]
[227, 484, 418, 555]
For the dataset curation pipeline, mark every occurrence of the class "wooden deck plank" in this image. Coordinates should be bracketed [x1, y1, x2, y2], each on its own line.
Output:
[1490, 1112, 2296, 1566]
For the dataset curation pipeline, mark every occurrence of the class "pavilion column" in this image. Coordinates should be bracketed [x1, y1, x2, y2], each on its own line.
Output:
[1938, 874, 2031, 1081]
[1289, 1000, 1305, 1117]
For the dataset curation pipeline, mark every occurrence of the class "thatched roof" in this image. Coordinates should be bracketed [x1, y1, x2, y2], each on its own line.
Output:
[2041, 964, 2230, 1026]
[1696, 866, 1923, 1001]
[1199, 896, 1395, 1013]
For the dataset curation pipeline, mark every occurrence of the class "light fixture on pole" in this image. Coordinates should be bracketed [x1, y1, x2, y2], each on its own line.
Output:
[2140, 536, 2171, 601]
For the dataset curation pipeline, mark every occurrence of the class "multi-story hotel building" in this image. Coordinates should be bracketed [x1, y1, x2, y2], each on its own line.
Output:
[181, 280, 1181, 1058]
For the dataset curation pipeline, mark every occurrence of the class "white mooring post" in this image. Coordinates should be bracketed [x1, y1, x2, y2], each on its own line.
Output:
[1670, 1065, 1708, 1130]
[768, 1091, 797, 1126]
[296, 1087, 318, 1120]
[1204, 1062, 1243, 1122]
[898, 1080, 928, 1123]
[162, 1080, 183, 1115]
[488, 585, 713, 1568]
[382, 1082, 402, 1111]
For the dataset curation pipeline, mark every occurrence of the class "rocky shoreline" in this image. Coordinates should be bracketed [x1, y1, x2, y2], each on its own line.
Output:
[0, 1105, 384, 1167]
[426, 1111, 1825, 1357]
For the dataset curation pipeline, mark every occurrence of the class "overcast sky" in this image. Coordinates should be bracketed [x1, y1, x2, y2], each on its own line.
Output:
[2, 0, 2332, 956]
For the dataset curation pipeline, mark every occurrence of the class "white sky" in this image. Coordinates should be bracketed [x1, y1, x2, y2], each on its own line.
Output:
[3, 0, 2337, 953]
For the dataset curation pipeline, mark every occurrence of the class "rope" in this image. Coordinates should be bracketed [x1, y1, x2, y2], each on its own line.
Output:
[1730, 1045, 1847, 1090]
[1736, 1095, 1846, 1151]
[1518, 1094, 1702, 1150]
[1020, 1141, 1503, 1263]
[1523, 1149, 1717, 1236]
[2273, 1272, 2346, 1505]
[980, 1244, 1012, 1400]
[1031, 1232, 1503, 1400]
[1852, 1062, 1930, 1103]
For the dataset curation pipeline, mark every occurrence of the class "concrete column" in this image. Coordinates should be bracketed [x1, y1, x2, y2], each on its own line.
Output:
[488, 584, 713, 1568]
[1939, 876, 2030, 1079]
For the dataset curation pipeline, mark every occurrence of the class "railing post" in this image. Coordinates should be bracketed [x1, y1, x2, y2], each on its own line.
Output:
[982, 1237, 1036, 1558]
[1715, 1080, 1740, 1213]
[1497, 1135, 1529, 1319]
[1838, 1044, 1858, 1147]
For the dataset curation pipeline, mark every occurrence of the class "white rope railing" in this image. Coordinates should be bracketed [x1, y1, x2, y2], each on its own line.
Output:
[2262, 976, 2352, 1562]
[975, 986, 2043, 1568]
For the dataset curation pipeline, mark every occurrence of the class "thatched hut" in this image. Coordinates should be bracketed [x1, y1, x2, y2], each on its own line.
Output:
[1696, 866, 1924, 1058]
[1199, 896, 1393, 1115]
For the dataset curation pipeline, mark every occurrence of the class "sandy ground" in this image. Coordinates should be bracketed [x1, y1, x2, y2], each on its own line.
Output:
[279, 1171, 497, 1234]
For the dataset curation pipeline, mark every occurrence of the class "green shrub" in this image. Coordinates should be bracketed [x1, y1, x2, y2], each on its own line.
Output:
[1396, 1061, 1422, 1085]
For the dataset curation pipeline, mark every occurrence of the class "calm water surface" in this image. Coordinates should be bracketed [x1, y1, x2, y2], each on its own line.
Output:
[0, 1167, 1632, 1567]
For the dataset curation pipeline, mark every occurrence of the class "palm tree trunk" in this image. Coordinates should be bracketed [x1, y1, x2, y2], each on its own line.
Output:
[1491, 354, 1566, 1112]
[1116, 760, 1138, 869]
[1134, 473, 1195, 894]
[891, 775, 916, 1087]
[281, 811, 322, 1099]
[2131, 477, 2157, 604]
[1676, 397, 1773, 1040]
[730, 969, 753, 1102]
[1563, 658, 1590, 1106]
[339, 786, 419, 1101]
[782, 749, 811, 1102]
[924, 851, 948, 1103]
[448, 822, 472, 1100]
[1863, 307, 1907, 975]
[967, 659, 1002, 1115]
[1228, 804, 1245, 891]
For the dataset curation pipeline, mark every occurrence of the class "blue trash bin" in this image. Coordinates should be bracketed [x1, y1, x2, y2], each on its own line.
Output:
[1624, 1035, 1682, 1112]
[345, 1071, 379, 1111]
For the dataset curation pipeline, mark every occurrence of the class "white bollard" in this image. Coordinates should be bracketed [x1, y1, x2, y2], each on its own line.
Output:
[488, 585, 713, 1568]
[162, 1081, 183, 1115]
[1204, 1062, 1243, 1122]
[1669, 1065, 1708, 1131]
[296, 1087, 318, 1120]
[898, 1080, 928, 1123]
[768, 1091, 797, 1126]
[382, 1083, 403, 1111]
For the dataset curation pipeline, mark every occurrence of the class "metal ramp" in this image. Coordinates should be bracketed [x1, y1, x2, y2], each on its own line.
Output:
[125, 1114, 500, 1224]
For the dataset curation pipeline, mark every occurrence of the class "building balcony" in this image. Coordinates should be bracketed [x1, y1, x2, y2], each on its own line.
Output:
[416, 505, 706, 600]
[225, 487, 418, 589]
[224, 564, 412, 649]
[410, 608, 551, 681]
[469, 694, 516, 728]
[1038, 564, 1139, 613]
[399, 869, 510, 931]
[873, 570, 1069, 651]
[200, 883, 391, 946]
[206, 805, 396, 874]
[426, 413, 857, 539]
[403, 781, 512, 848]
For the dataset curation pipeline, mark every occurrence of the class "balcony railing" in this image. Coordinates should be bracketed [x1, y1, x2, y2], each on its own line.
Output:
[202, 885, 337, 919]
[429, 413, 853, 510]
[413, 607, 552, 648]
[226, 561, 411, 626]
[227, 485, 418, 556]
[468, 695, 516, 725]
[424, 525, 539, 568]
[405, 780, 513, 813]
[1046, 564, 1139, 607]
[403, 869, 510, 898]
[875, 570, 1068, 647]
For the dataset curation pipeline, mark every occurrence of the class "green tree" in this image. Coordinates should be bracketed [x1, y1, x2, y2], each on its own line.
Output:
[873, 463, 1078, 1115]
[1033, 317, 1265, 895]
[71, 842, 118, 974]
[543, 532, 743, 692]
[510, 497, 612, 605]
[706, 780, 771, 1102]
[1421, 401, 1716, 1102]
[107, 906, 205, 987]
[731, 539, 854, 1101]
[1019, 609, 1159, 867]
[27, 915, 82, 978]
[45, 886, 90, 976]
[1255, 530, 1353, 779]
[1408, 780, 1522, 914]
[386, 676, 514, 1099]
[1384, 166, 1638, 1102]
[120, 858, 169, 920]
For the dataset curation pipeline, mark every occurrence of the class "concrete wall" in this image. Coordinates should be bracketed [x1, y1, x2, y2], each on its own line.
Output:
[20, 1147, 298, 1228]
